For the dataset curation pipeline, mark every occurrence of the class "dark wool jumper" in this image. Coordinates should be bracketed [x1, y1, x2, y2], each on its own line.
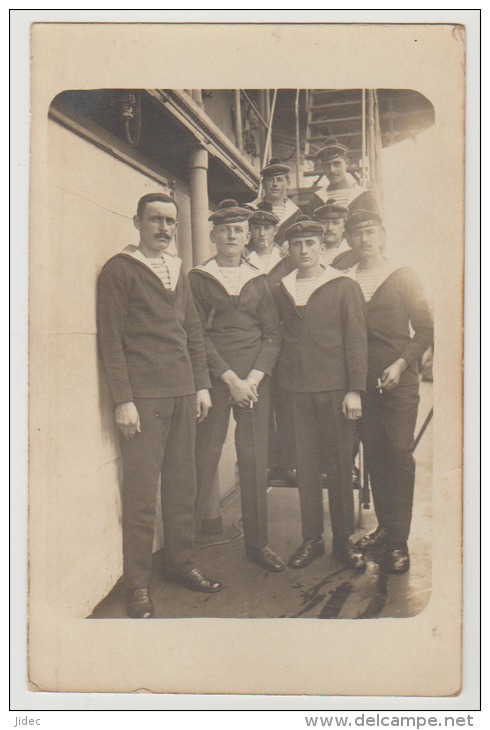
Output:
[188, 259, 281, 388]
[356, 264, 434, 546]
[274, 273, 368, 394]
[361, 266, 434, 390]
[97, 252, 211, 404]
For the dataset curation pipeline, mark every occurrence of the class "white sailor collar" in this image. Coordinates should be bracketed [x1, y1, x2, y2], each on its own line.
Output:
[247, 246, 282, 273]
[193, 256, 264, 295]
[315, 181, 365, 205]
[122, 245, 182, 291]
[281, 265, 350, 305]
[249, 196, 300, 225]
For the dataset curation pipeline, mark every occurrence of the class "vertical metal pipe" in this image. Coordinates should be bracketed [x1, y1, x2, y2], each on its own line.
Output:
[188, 145, 210, 266]
[191, 89, 204, 108]
[234, 89, 243, 154]
[294, 89, 301, 189]
[188, 142, 223, 531]
[258, 90, 278, 198]
[361, 89, 367, 187]
[258, 90, 267, 160]
[264, 88, 271, 123]
[261, 89, 278, 169]
[373, 90, 383, 209]
[367, 89, 376, 183]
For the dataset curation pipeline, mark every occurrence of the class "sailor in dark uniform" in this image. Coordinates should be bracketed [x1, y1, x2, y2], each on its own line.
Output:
[246, 201, 283, 274]
[97, 193, 222, 618]
[314, 199, 358, 269]
[250, 158, 303, 246]
[345, 209, 434, 573]
[188, 200, 285, 573]
[309, 137, 379, 216]
[245, 203, 296, 485]
[273, 215, 368, 570]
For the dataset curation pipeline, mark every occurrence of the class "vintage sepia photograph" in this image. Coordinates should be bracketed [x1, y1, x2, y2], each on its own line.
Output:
[26, 22, 465, 697]
[47, 86, 435, 622]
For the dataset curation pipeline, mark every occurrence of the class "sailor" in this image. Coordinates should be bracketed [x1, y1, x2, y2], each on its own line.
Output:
[246, 201, 283, 274]
[96, 192, 222, 619]
[250, 157, 303, 245]
[309, 137, 379, 215]
[273, 215, 368, 570]
[345, 209, 434, 573]
[245, 202, 296, 485]
[313, 199, 358, 269]
[188, 200, 285, 573]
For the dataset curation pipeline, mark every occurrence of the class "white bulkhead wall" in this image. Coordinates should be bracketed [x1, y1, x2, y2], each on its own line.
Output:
[30, 121, 189, 618]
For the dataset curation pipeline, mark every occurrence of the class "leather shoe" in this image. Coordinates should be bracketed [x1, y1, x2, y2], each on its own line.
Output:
[333, 539, 366, 571]
[356, 526, 389, 550]
[246, 545, 285, 572]
[386, 544, 410, 574]
[126, 586, 155, 619]
[288, 537, 325, 569]
[170, 566, 223, 593]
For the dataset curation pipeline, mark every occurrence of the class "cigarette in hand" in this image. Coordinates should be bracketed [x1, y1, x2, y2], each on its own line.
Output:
[376, 378, 384, 394]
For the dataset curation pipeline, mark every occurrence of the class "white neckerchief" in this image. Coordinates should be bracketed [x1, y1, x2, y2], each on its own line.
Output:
[194, 257, 263, 295]
[248, 246, 282, 274]
[122, 245, 182, 291]
[281, 265, 349, 306]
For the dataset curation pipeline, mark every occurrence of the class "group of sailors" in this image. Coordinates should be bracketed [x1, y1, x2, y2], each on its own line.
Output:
[97, 137, 434, 618]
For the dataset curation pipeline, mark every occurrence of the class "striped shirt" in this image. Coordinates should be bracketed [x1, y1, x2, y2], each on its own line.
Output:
[294, 275, 326, 306]
[323, 185, 365, 208]
[272, 201, 286, 221]
[355, 267, 383, 302]
[147, 257, 172, 290]
[217, 266, 242, 295]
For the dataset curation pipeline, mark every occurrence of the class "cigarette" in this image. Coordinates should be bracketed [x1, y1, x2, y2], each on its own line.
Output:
[376, 378, 384, 394]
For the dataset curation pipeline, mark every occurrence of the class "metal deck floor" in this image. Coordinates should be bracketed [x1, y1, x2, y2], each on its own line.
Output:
[89, 382, 433, 621]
